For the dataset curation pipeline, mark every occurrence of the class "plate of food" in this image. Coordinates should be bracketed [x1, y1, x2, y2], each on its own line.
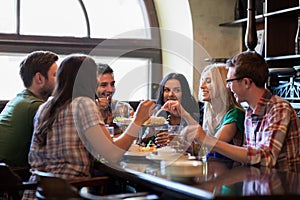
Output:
[113, 117, 133, 127]
[145, 147, 187, 162]
[114, 116, 167, 127]
[124, 144, 156, 158]
[142, 116, 168, 127]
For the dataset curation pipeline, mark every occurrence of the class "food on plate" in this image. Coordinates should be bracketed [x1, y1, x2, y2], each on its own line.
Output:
[127, 144, 156, 153]
[138, 145, 156, 152]
[143, 116, 166, 126]
[113, 117, 133, 125]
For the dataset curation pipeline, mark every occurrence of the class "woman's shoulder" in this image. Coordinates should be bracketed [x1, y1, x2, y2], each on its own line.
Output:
[72, 96, 96, 108]
[227, 107, 245, 115]
[224, 107, 245, 122]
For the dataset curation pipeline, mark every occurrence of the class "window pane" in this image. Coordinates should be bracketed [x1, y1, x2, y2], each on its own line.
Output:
[21, 0, 87, 37]
[0, 54, 150, 101]
[84, 0, 150, 39]
[19, 0, 150, 39]
[0, 0, 17, 33]
[0, 53, 25, 100]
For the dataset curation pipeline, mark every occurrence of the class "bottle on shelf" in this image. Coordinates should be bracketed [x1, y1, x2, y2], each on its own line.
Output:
[234, 0, 246, 20]
[295, 22, 300, 54]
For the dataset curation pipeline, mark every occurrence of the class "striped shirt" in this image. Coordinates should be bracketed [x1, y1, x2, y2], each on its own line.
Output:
[245, 89, 300, 170]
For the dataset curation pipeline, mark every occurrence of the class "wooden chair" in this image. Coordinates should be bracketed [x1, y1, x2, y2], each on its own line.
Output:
[34, 171, 159, 200]
[0, 163, 37, 200]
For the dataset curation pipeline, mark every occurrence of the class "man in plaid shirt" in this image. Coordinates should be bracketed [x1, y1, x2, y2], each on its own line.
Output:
[165, 51, 300, 170]
[214, 51, 300, 169]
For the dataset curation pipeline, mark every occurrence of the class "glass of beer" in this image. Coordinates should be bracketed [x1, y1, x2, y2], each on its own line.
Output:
[168, 125, 184, 152]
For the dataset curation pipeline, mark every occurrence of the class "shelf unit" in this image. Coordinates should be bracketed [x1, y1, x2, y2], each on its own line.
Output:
[220, 0, 300, 68]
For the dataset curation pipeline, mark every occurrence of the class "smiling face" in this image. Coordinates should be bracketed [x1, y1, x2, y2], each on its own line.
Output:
[226, 66, 245, 103]
[199, 70, 213, 102]
[163, 79, 182, 103]
[96, 73, 115, 100]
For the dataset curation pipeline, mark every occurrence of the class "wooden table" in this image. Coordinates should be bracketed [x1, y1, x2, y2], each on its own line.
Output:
[94, 154, 300, 199]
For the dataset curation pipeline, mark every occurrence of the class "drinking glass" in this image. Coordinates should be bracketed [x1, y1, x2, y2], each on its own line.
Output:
[106, 126, 114, 138]
[154, 124, 168, 147]
[112, 101, 130, 119]
[192, 142, 208, 161]
[168, 125, 184, 152]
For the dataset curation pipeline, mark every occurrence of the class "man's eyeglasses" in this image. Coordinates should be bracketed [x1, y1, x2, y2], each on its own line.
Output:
[226, 77, 244, 84]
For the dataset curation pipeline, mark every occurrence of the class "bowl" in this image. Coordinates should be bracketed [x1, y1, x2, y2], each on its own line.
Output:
[156, 147, 176, 156]
[166, 160, 203, 177]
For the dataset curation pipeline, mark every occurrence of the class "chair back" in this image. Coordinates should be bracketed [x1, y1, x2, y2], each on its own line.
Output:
[34, 170, 160, 200]
[34, 171, 82, 200]
[0, 163, 22, 190]
[0, 163, 36, 200]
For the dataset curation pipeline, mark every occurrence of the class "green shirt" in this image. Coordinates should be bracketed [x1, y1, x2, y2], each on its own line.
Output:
[0, 89, 44, 167]
[215, 107, 245, 146]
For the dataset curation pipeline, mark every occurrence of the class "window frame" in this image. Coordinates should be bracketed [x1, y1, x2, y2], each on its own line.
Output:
[0, 0, 162, 100]
[0, 0, 161, 63]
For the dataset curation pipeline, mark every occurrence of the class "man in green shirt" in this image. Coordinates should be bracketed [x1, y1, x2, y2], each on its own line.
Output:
[0, 51, 58, 168]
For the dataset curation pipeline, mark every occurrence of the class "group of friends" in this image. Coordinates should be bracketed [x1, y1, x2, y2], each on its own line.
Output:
[0, 50, 300, 199]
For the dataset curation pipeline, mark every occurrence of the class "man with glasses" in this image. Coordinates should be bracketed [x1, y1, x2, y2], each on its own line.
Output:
[209, 51, 300, 169]
[166, 51, 300, 170]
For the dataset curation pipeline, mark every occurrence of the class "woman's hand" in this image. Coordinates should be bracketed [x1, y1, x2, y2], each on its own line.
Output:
[133, 100, 155, 126]
[162, 100, 196, 124]
[155, 130, 169, 146]
[162, 100, 185, 117]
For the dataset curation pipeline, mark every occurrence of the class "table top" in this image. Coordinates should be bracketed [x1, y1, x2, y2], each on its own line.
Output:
[95, 153, 300, 199]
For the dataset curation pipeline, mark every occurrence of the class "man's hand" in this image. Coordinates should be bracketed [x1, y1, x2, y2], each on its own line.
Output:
[96, 97, 110, 110]
[133, 100, 155, 126]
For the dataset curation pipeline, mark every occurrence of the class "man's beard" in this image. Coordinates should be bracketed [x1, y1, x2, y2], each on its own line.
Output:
[39, 86, 53, 101]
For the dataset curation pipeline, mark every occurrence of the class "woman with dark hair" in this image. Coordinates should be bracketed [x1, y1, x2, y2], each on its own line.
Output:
[156, 73, 200, 125]
[23, 54, 154, 199]
[149, 73, 199, 147]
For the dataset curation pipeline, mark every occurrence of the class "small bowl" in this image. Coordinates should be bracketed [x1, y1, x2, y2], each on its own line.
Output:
[166, 160, 203, 177]
[156, 147, 176, 156]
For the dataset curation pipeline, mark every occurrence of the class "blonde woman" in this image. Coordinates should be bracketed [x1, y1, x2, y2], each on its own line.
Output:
[162, 64, 245, 159]
[199, 63, 245, 147]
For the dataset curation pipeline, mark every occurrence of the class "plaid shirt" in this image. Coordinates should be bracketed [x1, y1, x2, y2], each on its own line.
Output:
[28, 97, 103, 179]
[245, 89, 300, 169]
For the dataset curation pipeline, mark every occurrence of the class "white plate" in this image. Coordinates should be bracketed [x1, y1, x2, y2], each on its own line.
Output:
[115, 121, 168, 127]
[114, 122, 130, 127]
[124, 151, 152, 157]
[114, 118, 133, 127]
[145, 152, 185, 162]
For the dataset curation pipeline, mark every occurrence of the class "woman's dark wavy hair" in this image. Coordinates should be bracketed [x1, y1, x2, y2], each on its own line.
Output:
[35, 55, 97, 146]
[156, 73, 200, 122]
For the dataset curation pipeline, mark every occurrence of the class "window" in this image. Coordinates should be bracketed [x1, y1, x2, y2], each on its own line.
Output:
[0, 0, 161, 101]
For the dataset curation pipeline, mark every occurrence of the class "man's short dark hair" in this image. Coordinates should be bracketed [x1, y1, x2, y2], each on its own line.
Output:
[226, 51, 269, 88]
[19, 51, 58, 88]
[97, 63, 113, 75]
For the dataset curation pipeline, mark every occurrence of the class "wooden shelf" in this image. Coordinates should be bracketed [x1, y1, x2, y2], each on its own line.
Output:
[219, 15, 264, 26]
[221, 1, 299, 69]
[266, 55, 300, 68]
[219, 6, 300, 27]
[264, 6, 300, 17]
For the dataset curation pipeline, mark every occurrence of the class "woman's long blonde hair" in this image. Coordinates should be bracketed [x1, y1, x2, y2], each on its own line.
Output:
[199, 63, 243, 135]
